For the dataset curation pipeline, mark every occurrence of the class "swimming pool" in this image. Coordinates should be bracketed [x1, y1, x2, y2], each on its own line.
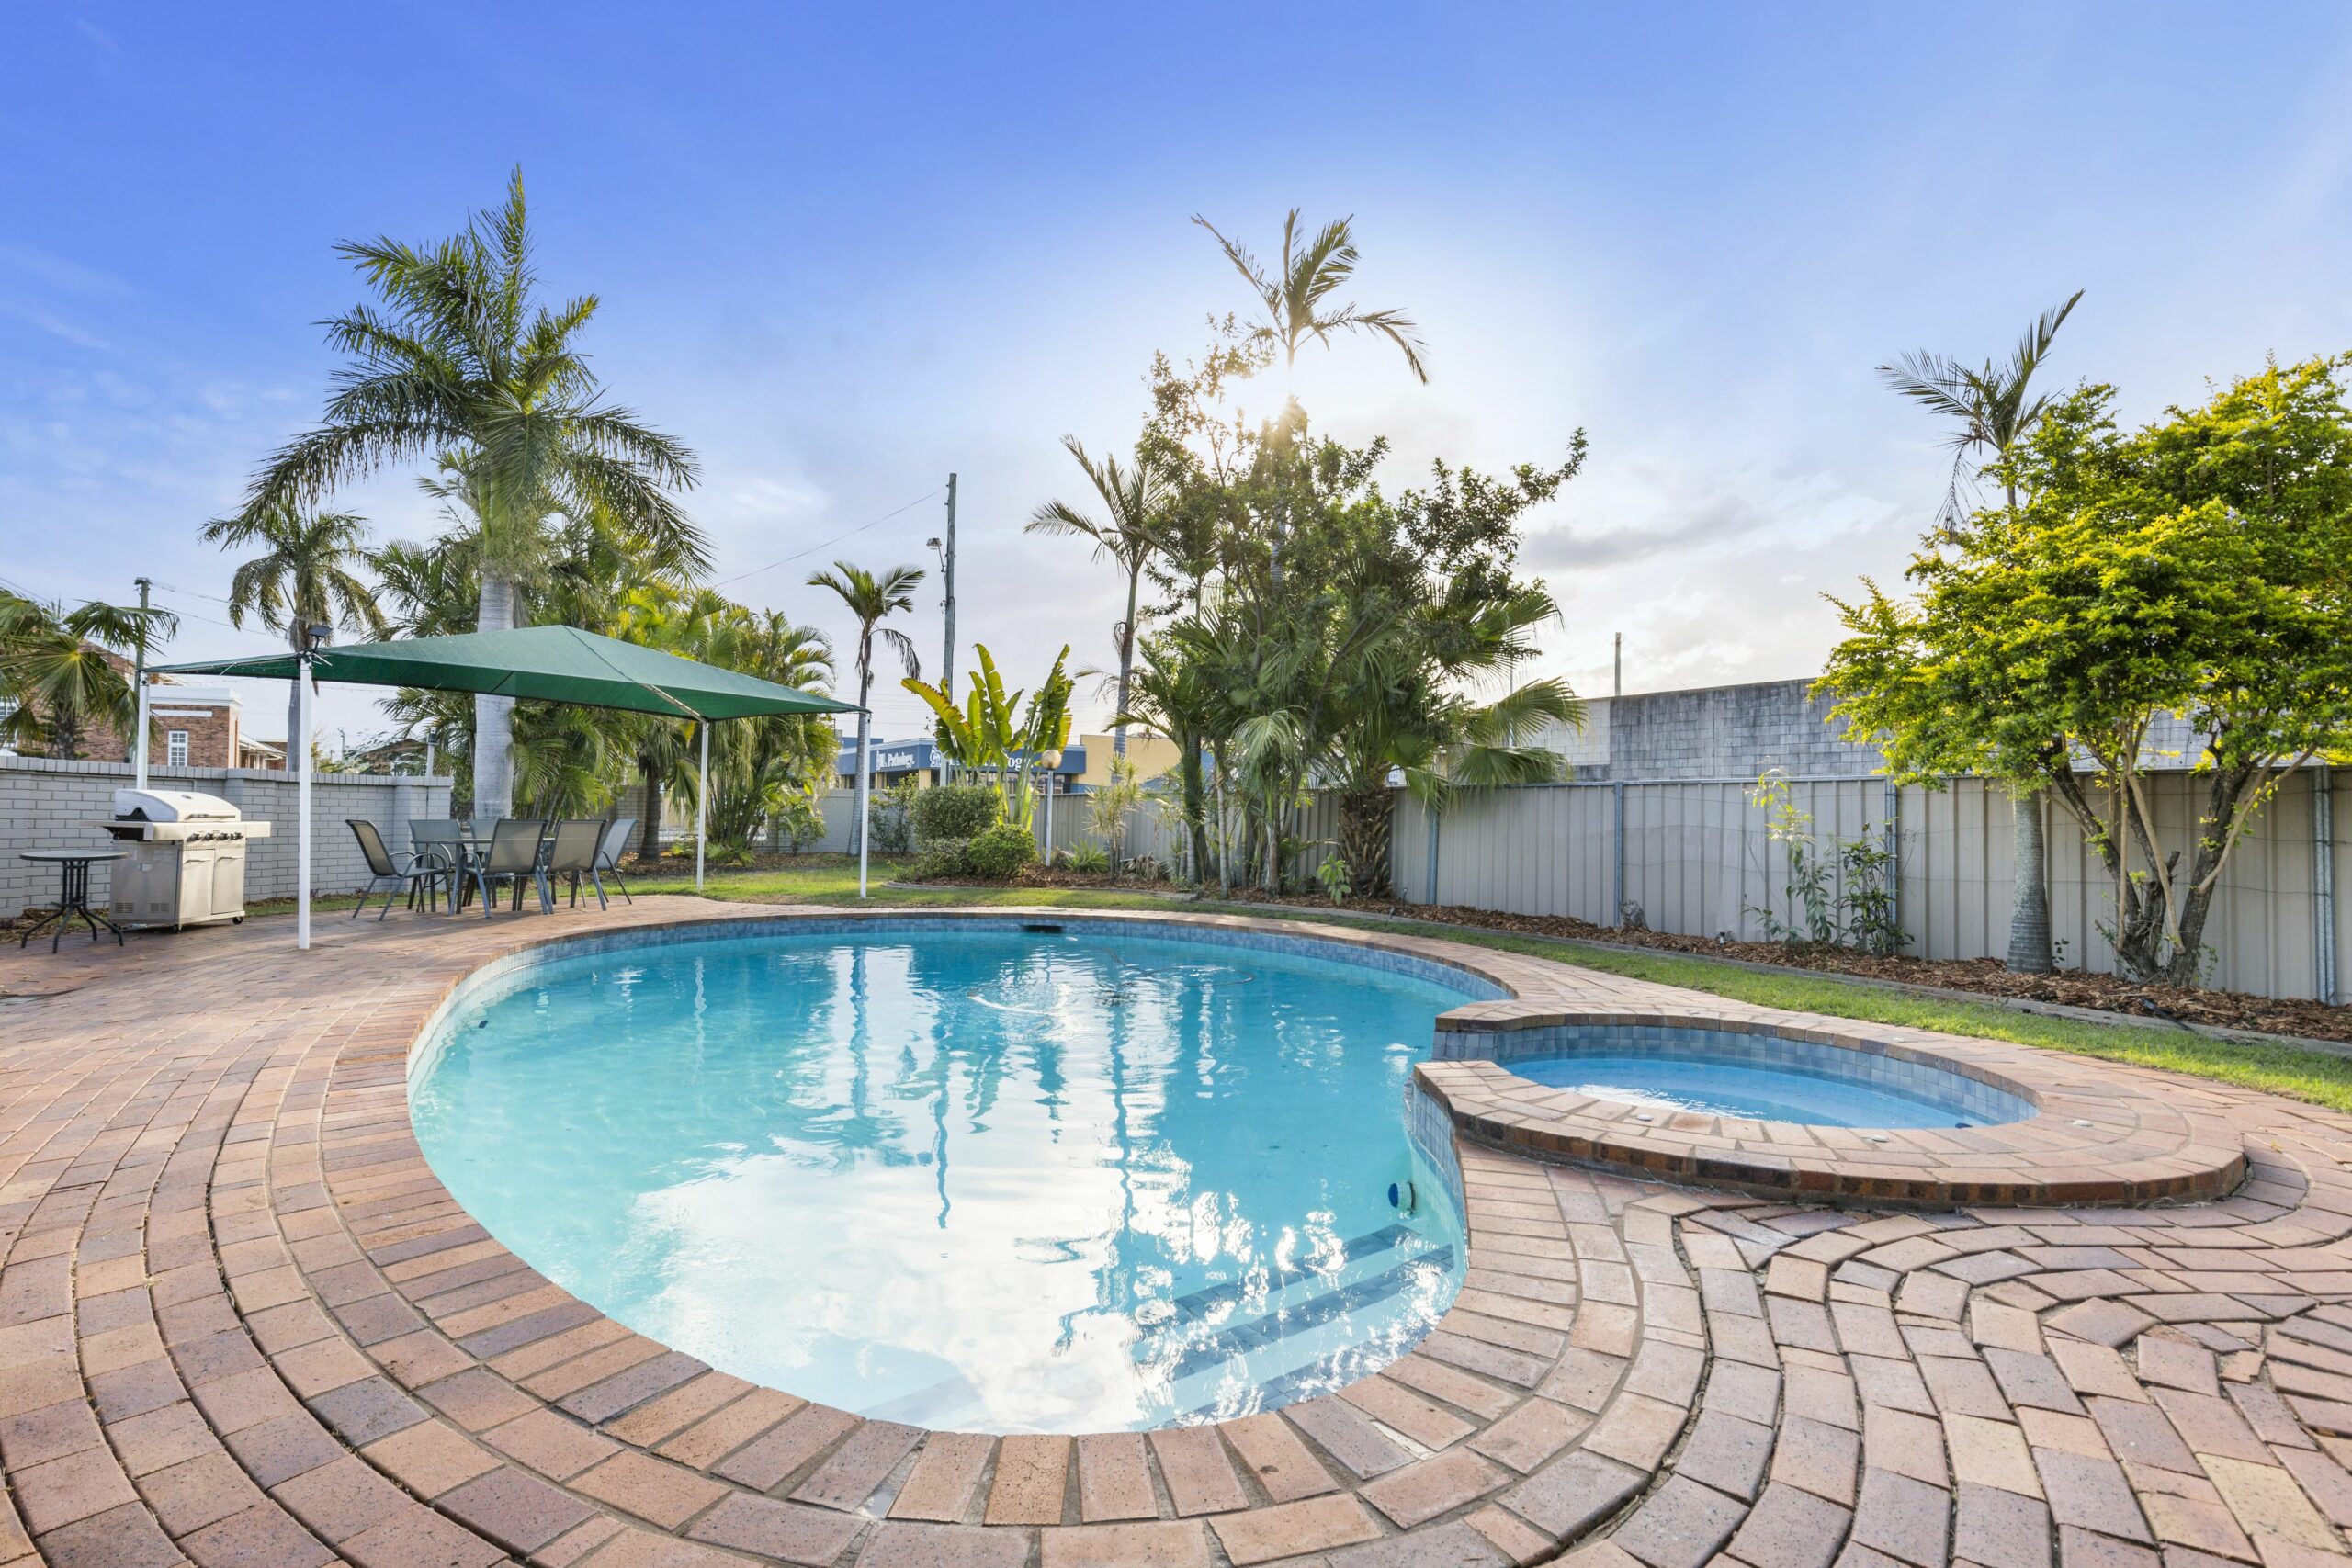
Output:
[410, 923, 1486, 1433]
[1498, 1023, 2033, 1128]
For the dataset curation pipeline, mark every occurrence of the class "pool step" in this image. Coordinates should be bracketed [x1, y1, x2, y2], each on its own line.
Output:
[1157, 1243, 1455, 1382]
[1158, 1223, 1422, 1325]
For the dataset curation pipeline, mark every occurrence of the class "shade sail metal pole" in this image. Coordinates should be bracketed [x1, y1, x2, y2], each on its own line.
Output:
[134, 678, 151, 792]
[695, 722, 708, 891]
[297, 659, 311, 951]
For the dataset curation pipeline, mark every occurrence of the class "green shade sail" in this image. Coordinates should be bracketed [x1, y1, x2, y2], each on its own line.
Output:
[153, 624, 857, 722]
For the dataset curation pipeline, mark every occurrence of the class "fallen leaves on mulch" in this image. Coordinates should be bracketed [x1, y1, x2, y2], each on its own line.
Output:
[1197, 888, 2352, 1046]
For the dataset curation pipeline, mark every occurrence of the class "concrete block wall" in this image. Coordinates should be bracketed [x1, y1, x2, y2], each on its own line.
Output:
[1, 757, 453, 917]
[1602, 679, 1885, 781]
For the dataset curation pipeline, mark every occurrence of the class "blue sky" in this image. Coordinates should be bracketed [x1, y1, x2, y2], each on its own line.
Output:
[6, 4, 2351, 747]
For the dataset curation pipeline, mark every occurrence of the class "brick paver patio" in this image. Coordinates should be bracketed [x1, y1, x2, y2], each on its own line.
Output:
[4, 898, 2350, 1568]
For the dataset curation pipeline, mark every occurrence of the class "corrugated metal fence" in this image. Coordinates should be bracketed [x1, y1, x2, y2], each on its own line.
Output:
[1391, 771, 2347, 1003]
[683, 769, 2346, 1004]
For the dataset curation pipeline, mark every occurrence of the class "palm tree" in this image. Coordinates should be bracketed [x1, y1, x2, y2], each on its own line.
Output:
[200, 502, 389, 753]
[1327, 585, 1584, 894]
[1193, 209, 1429, 384]
[0, 593, 177, 760]
[1027, 437, 1170, 758]
[233, 167, 703, 820]
[1879, 289, 2083, 975]
[806, 561, 923, 855]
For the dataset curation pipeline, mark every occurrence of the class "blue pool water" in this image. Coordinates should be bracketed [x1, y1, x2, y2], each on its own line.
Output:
[411, 927, 1478, 1434]
[1509, 1038, 2030, 1128]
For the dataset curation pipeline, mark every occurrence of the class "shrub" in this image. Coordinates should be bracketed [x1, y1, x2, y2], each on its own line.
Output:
[774, 795, 825, 853]
[964, 822, 1036, 881]
[910, 784, 1000, 846]
[1061, 843, 1111, 874]
[870, 778, 920, 853]
[910, 842, 971, 882]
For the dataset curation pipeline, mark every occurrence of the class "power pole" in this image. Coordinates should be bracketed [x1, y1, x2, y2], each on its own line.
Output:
[129, 576, 153, 764]
[1612, 632, 1623, 698]
[942, 473, 958, 700]
[940, 473, 957, 782]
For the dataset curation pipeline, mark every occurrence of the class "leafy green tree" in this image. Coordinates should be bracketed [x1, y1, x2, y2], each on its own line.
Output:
[1877, 291, 2082, 972]
[1824, 355, 2352, 985]
[200, 502, 388, 753]
[1317, 453, 1589, 892]
[1026, 437, 1170, 757]
[1125, 400, 1587, 895]
[0, 592, 176, 760]
[234, 168, 702, 820]
[808, 561, 923, 849]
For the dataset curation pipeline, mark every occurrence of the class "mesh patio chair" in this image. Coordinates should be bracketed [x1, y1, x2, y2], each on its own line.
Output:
[546, 819, 609, 910]
[407, 819, 465, 911]
[471, 818, 551, 915]
[348, 820, 443, 919]
[594, 818, 638, 905]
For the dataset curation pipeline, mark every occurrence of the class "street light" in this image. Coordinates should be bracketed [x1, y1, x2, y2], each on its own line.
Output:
[1040, 747, 1063, 861]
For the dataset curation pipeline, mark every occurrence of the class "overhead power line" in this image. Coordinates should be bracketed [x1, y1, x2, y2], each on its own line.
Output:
[713, 486, 946, 589]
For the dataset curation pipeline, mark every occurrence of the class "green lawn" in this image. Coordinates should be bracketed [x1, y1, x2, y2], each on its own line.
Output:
[233, 855, 2352, 1115]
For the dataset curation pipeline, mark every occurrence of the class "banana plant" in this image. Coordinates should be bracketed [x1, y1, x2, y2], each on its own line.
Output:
[905, 643, 1073, 826]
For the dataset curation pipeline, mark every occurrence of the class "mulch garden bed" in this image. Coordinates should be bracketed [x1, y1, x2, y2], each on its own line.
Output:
[1188, 887, 2352, 1045]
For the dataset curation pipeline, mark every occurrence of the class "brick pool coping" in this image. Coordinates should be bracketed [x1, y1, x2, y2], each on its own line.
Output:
[1417, 1010, 2249, 1210]
[6, 897, 2349, 1568]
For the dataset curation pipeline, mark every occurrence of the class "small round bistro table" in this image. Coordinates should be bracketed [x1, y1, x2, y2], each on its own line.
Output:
[17, 850, 128, 952]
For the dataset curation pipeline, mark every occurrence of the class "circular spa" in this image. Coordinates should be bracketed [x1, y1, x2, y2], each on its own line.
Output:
[409, 920, 1493, 1434]
[1498, 1023, 2034, 1129]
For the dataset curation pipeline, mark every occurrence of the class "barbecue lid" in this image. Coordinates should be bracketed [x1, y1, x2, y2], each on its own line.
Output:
[113, 787, 241, 822]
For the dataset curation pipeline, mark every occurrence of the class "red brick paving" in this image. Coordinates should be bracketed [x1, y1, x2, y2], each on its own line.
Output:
[1, 899, 2346, 1566]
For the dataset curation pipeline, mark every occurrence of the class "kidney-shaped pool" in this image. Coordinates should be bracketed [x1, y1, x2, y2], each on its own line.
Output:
[410, 921, 1491, 1433]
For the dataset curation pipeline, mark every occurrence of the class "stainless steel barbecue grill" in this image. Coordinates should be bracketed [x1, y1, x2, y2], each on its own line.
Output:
[96, 788, 273, 930]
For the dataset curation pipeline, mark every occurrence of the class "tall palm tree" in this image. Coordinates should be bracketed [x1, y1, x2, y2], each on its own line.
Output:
[806, 561, 922, 853]
[1879, 289, 2083, 975]
[200, 502, 389, 752]
[234, 167, 703, 820]
[1027, 437, 1170, 757]
[1193, 209, 1429, 384]
[0, 592, 177, 760]
[1881, 290, 2083, 538]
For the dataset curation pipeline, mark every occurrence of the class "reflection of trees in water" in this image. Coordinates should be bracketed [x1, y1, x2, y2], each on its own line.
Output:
[474, 937, 1412, 1291]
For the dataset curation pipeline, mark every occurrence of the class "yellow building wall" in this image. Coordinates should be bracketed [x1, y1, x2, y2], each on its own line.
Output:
[1073, 733, 1179, 789]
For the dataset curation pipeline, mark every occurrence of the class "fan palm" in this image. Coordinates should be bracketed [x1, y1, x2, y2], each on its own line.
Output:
[199, 502, 388, 752]
[1027, 436, 1170, 757]
[807, 561, 923, 851]
[1193, 209, 1429, 384]
[234, 167, 703, 820]
[1879, 290, 2082, 975]
[0, 592, 177, 761]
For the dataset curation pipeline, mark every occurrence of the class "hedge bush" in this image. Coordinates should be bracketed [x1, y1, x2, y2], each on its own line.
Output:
[964, 821, 1036, 880]
[910, 784, 1000, 845]
[910, 842, 971, 881]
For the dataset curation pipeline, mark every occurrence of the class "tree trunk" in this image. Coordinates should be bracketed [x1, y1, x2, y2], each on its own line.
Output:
[849, 665, 872, 853]
[1338, 787, 1394, 896]
[285, 624, 304, 773]
[639, 756, 662, 862]
[1177, 733, 1210, 886]
[472, 573, 517, 822]
[1114, 567, 1138, 758]
[2006, 790, 2053, 973]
